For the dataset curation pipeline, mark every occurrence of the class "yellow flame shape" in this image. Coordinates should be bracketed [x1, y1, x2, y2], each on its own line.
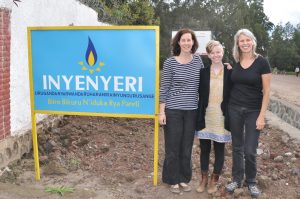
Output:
[88, 51, 96, 66]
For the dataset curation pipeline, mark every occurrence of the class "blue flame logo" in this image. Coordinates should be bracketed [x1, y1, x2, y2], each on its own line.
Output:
[78, 37, 104, 74]
[85, 37, 97, 66]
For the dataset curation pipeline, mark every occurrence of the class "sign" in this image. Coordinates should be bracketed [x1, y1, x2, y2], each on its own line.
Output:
[29, 27, 159, 116]
[28, 26, 160, 185]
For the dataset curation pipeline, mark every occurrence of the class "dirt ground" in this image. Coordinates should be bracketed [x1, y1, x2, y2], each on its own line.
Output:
[0, 74, 300, 199]
[270, 74, 300, 107]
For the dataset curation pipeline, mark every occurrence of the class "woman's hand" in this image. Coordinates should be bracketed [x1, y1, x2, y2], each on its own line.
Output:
[256, 114, 265, 130]
[224, 63, 233, 70]
[158, 103, 166, 125]
[158, 113, 166, 125]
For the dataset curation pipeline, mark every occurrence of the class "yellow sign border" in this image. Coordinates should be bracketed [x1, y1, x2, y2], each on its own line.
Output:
[27, 26, 160, 185]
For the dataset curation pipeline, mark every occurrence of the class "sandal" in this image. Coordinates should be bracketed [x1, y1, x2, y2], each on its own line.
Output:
[170, 184, 180, 194]
[180, 183, 192, 192]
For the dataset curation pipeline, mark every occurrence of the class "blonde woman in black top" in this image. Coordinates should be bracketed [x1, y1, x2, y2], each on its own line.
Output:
[225, 29, 271, 198]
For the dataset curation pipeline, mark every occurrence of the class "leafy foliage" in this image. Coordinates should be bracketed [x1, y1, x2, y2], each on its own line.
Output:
[157, 0, 274, 64]
[269, 23, 300, 71]
[80, 0, 299, 70]
[45, 186, 74, 196]
[79, 0, 159, 25]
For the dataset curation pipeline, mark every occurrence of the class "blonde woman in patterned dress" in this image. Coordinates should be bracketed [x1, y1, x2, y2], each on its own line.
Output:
[195, 40, 232, 194]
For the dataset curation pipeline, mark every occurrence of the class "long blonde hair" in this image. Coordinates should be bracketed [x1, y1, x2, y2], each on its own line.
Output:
[233, 29, 258, 62]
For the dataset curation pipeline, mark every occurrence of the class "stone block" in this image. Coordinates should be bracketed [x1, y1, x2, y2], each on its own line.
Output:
[269, 97, 300, 130]
[0, 115, 63, 169]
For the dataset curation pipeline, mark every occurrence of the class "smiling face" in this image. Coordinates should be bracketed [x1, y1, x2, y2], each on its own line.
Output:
[208, 45, 224, 64]
[238, 34, 254, 54]
[178, 33, 194, 54]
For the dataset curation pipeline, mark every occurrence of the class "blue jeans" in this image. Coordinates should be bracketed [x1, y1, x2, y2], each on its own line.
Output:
[162, 108, 197, 185]
[229, 104, 260, 185]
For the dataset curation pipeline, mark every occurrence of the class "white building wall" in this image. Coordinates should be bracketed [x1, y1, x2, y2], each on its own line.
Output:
[0, 0, 107, 134]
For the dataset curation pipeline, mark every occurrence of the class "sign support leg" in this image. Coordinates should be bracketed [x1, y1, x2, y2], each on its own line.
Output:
[31, 113, 40, 180]
[153, 116, 159, 185]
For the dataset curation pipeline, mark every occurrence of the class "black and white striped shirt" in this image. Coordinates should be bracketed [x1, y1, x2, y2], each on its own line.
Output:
[159, 55, 204, 110]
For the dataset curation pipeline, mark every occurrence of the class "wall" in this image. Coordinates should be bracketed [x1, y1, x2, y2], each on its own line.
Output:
[268, 96, 300, 130]
[0, 7, 11, 140]
[0, 0, 106, 168]
[9, 0, 106, 134]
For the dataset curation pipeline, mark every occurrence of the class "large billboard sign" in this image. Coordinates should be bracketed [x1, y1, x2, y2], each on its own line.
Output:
[29, 26, 159, 117]
[28, 26, 160, 183]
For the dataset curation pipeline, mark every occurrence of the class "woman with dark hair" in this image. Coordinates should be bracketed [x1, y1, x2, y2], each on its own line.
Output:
[225, 29, 271, 198]
[159, 28, 204, 194]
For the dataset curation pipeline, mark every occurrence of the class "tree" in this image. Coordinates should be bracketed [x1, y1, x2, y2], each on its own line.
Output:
[269, 23, 300, 71]
[79, 0, 159, 25]
[80, 0, 300, 70]
[292, 25, 300, 67]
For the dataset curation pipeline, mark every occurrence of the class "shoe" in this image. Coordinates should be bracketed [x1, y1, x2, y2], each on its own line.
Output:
[225, 181, 241, 193]
[170, 184, 180, 194]
[196, 171, 208, 193]
[207, 173, 219, 194]
[179, 183, 192, 192]
[248, 184, 260, 198]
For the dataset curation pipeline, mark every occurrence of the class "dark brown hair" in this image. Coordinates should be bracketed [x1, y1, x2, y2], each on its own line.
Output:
[171, 29, 199, 56]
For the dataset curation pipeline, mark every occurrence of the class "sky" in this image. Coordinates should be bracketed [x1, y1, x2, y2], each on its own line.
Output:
[264, 0, 300, 26]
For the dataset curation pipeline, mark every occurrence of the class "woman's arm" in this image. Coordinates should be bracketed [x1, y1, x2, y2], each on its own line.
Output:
[158, 59, 172, 125]
[158, 103, 166, 125]
[256, 73, 271, 130]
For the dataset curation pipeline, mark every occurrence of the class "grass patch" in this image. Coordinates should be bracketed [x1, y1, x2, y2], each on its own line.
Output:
[45, 186, 74, 196]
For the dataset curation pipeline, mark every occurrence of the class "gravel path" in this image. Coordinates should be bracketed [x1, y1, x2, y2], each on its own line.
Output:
[271, 74, 300, 107]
